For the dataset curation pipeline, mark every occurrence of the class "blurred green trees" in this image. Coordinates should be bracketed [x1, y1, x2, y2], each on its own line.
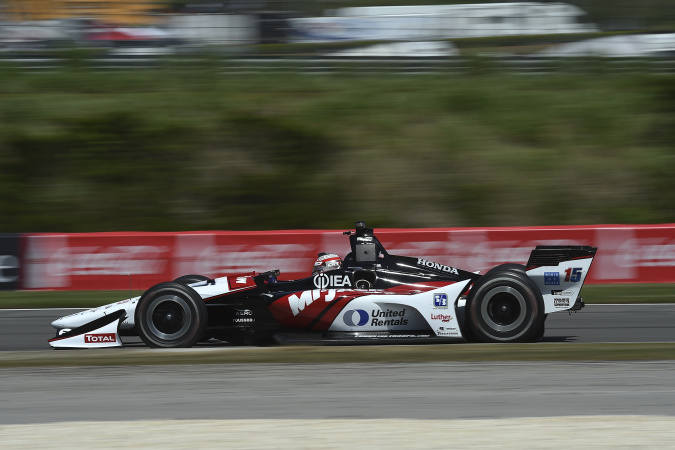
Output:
[0, 63, 673, 232]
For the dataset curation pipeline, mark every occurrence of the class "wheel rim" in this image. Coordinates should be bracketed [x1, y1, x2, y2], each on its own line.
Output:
[480, 286, 527, 332]
[146, 294, 192, 341]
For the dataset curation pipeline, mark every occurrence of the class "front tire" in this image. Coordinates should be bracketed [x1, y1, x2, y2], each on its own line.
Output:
[135, 282, 208, 348]
[467, 267, 544, 343]
[173, 274, 212, 285]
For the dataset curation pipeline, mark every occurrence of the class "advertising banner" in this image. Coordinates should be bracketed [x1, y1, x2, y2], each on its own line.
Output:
[23, 233, 174, 291]
[19, 224, 675, 290]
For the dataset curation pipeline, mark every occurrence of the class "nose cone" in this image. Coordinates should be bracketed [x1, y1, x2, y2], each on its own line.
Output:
[51, 314, 79, 329]
[50, 308, 101, 330]
[50, 297, 139, 331]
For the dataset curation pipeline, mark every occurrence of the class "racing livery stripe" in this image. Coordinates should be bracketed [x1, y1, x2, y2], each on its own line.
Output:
[305, 296, 350, 331]
[307, 295, 365, 331]
[307, 295, 347, 330]
[48, 309, 125, 342]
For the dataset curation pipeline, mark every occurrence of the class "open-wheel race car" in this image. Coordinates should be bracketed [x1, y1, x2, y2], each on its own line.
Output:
[49, 221, 597, 348]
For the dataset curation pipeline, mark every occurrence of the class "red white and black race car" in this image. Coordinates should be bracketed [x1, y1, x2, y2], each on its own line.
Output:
[49, 221, 597, 348]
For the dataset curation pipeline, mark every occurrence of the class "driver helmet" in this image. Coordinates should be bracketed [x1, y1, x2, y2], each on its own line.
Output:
[312, 253, 343, 274]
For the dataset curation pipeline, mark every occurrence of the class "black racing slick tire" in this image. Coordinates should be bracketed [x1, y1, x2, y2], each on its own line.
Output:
[173, 274, 212, 285]
[135, 282, 208, 348]
[483, 263, 526, 275]
[466, 265, 544, 343]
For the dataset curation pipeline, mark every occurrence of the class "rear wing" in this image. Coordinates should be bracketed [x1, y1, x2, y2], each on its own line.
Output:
[525, 246, 598, 314]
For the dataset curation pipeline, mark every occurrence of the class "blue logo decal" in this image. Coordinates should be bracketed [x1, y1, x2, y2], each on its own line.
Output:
[434, 293, 449, 308]
[544, 272, 560, 285]
[343, 309, 369, 327]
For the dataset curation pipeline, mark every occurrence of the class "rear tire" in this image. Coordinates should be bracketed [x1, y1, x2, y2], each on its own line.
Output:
[528, 314, 548, 342]
[135, 282, 208, 348]
[467, 266, 544, 343]
[484, 263, 526, 276]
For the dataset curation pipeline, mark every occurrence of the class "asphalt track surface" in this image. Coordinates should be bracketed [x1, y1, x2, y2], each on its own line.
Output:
[1, 304, 674, 351]
[1, 305, 675, 448]
[2, 360, 675, 425]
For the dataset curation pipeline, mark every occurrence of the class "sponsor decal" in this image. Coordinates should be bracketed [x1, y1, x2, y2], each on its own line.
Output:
[234, 309, 255, 323]
[564, 267, 583, 282]
[234, 317, 254, 323]
[357, 237, 373, 242]
[417, 259, 459, 275]
[313, 273, 352, 289]
[343, 309, 369, 327]
[354, 333, 432, 339]
[235, 277, 248, 284]
[437, 330, 460, 336]
[51, 245, 169, 276]
[431, 313, 453, 322]
[615, 237, 675, 268]
[433, 293, 449, 308]
[554, 298, 570, 308]
[544, 272, 560, 285]
[387, 334, 431, 338]
[551, 290, 574, 296]
[370, 309, 408, 327]
[288, 289, 338, 316]
[84, 333, 116, 343]
[174, 235, 316, 279]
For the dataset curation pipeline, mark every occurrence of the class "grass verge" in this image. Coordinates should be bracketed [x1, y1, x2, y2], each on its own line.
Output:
[0, 290, 133, 309]
[1, 343, 674, 368]
[581, 284, 675, 304]
[0, 284, 673, 309]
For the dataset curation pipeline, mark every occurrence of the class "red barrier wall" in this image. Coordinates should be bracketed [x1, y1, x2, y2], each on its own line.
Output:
[21, 224, 675, 290]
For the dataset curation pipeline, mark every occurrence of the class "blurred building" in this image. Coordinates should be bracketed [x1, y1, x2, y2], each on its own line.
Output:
[1, 0, 165, 25]
[290, 2, 597, 43]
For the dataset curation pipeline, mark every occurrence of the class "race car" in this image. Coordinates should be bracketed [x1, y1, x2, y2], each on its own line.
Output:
[49, 221, 597, 348]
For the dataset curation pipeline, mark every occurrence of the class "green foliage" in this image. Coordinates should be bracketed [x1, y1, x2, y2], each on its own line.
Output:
[0, 64, 674, 232]
[0, 107, 195, 231]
